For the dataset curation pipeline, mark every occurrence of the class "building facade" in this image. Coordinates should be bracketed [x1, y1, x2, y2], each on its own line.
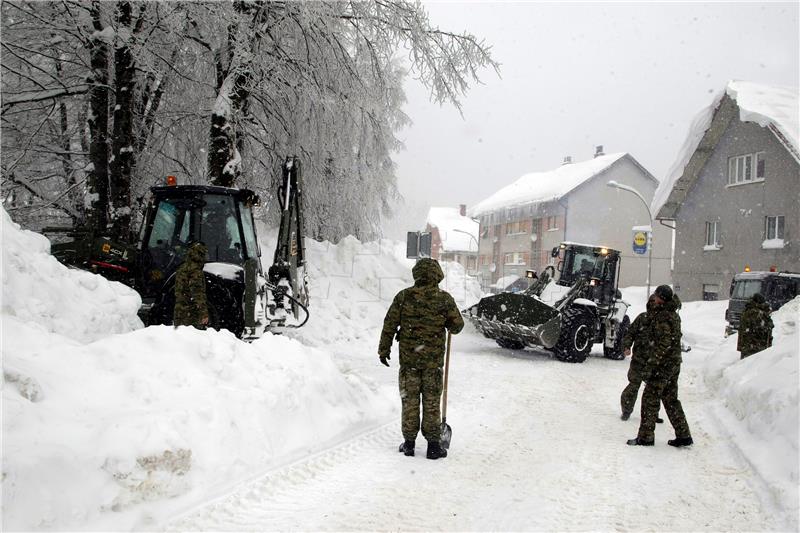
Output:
[472, 152, 671, 292]
[655, 82, 800, 301]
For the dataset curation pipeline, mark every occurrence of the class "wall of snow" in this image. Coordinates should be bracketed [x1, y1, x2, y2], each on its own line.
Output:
[1, 207, 142, 342]
[703, 296, 799, 516]
[1, 214, 399, 531]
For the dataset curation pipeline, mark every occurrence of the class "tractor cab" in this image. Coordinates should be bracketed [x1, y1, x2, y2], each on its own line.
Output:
[136, 185, 261, 329]
[550, 242, 621, 307]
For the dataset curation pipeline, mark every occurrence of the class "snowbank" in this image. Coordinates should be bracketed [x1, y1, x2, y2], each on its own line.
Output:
[703, 296, 799, 516]
[1, 215, 398, 531]
[1, 207, 142, 342]
[3, 322, 393, 531]
[282, 232, 483, 352]
[2, 214, 480, 531]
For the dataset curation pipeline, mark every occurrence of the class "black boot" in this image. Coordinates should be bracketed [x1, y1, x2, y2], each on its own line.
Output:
[656, 417, 664, 424]
[667, 436, 693, 447]
[620, 412, 631, 421]
[626, 437, 654, 446]
[426, 440, 448, 460]
[398, 440, 415, 456]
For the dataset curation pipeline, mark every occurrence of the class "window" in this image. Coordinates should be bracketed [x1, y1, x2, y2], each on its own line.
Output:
[546, 215, 559, 231]
[506, 221, 525, 234]
[728, 152, 766, 185]
[238, 201, 259, 259]
[705, 221, 720, 248]
[732, 279, 762, 299]
[504, 252, 527, 265]
[702, 284, 719, 301]
[765, 215, 785, 240]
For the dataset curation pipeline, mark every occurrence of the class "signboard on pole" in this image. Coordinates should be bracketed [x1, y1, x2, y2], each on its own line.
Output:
[632, 227, 649, 255]
[406, 231, 432, 259]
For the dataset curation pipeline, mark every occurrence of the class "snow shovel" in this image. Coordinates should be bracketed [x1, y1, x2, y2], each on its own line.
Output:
[440, 331, 453, 449]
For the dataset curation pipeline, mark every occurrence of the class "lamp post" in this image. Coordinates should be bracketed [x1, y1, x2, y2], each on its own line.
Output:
[452, 228, 479, 303]
[607, 180, 653, 299]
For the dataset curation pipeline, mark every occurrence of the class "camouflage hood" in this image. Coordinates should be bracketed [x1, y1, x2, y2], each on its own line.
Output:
[185, 242, 207, 266]
[412, 258, 444, 287]
[745, 293, 771, 314]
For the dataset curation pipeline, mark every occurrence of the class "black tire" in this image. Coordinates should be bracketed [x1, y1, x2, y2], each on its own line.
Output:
[554, 308, 595, 363]
[496, 338, 525, 350]
[604, 315, 630, 360]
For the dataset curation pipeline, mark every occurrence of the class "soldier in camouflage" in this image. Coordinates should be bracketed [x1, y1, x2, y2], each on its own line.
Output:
[173, 242, 209, 329]
[620, 295, 660, 421]
[378, 258, 464, 460]
[737, 293, 773, 359]
[628, 285, 693, 448]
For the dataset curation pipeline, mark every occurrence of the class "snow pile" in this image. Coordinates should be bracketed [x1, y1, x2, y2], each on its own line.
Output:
[653, 80, 799, 216]
[1, 217, 398, 531]
[1, 206, 142, 342]
[469, 152, 626, 216]
[284, 233, 483, 352]
[426, 207, 479, 252]
[2, 323, 393, 531]
[703, 296, 799, 516]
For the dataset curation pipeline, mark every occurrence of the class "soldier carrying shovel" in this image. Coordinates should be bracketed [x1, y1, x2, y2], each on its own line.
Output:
[378, 258, 464, 460]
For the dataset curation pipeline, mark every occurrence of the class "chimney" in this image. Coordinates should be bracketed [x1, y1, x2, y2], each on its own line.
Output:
[562, 156, 572, 165]
[459, 204, 467, 216]
[594, 145, 605, 158]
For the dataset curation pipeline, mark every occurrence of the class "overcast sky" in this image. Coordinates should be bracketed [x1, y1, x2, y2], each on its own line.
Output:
[385, 1, 798, 237]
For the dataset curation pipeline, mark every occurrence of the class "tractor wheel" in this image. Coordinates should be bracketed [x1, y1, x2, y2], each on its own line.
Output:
[604, 315, 630, 360]
[496, 338, 525, 350]
[554, 308, 595, 363]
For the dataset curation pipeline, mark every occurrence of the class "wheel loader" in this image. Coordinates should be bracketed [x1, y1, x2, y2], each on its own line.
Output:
[463, 242, 630, 363]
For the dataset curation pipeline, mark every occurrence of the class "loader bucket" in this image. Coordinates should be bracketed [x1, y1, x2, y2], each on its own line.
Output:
[463, 292, 562, 349]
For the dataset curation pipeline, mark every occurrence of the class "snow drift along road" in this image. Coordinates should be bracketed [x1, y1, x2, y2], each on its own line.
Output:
[1, 207, 395, 531]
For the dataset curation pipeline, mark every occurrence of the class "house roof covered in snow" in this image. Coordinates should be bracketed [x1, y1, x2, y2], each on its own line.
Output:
[426, 207, 479, 252]
[469, 153, 632, 217]
[653, 80, 800, 219]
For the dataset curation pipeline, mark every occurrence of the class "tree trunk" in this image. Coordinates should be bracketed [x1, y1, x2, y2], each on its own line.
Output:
[109, 1, 136, 241]
[86, 0, 110, 233]
[54, 52, 81, 225]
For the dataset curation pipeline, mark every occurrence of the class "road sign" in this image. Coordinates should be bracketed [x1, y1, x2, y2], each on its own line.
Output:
[633, 230, 648, 254]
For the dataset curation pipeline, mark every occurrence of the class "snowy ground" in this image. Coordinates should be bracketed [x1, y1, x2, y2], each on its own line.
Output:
[167, 293, 798, 532]
[3, 207, 798, 531]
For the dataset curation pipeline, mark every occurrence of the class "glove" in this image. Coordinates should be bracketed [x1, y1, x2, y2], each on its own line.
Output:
[379, 354, 390, 367]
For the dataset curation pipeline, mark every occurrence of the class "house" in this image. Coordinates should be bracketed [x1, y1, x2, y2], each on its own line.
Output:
[425, 205, 479, 275]
[653, 80, 799, 302]
[470, 148, 671, 291]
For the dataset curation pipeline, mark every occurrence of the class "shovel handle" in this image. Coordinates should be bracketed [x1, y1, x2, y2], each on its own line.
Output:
[442, 331, 452, 421]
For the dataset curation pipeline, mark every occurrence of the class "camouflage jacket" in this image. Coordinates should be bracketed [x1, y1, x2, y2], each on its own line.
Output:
[737, 299, 773, 354]
[622, 299, 656, 365]
[378, 258, 464, 369]
[173, 243, 208, 328]
[642, 296, 682, 379]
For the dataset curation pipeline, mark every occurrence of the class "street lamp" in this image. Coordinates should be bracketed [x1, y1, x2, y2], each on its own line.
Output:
[607, 180, 653, 299]
[452, 228, 479, 302]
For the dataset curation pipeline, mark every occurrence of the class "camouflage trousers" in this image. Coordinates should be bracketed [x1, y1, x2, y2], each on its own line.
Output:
[620, 360, 662, 417]
[399, 366, 443, 442]
[637, 365, 692, 442]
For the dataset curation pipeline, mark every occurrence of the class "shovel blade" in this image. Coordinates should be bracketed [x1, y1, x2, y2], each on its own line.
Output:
[440, 421, 452, 449]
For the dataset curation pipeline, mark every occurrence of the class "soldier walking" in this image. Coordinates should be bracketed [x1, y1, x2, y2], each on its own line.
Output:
[627, 285, 693, 448]
[737, 293, 774, 359]
[620, 295, 663, 422]
[173, 242, 209, 329]
[378, 258, 464, 460]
